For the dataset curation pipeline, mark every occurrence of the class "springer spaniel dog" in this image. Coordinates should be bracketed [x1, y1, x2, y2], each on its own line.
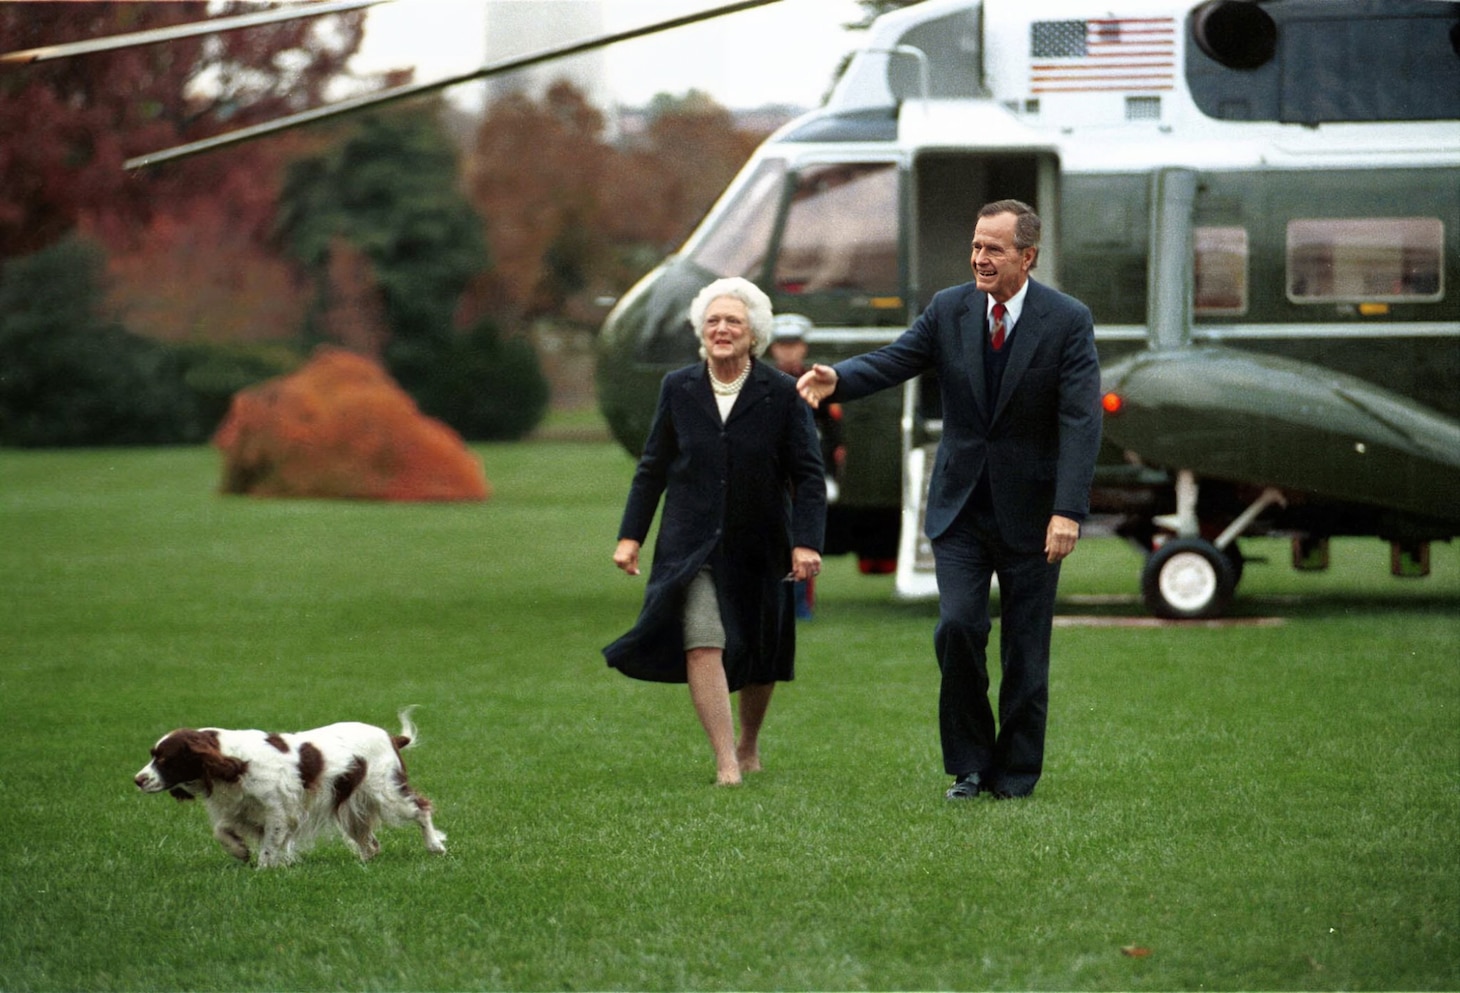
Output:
[134, 708, 447, 867]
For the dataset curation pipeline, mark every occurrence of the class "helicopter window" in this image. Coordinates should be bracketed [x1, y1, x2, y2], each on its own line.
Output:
[688, 158, 788, 279]
[773, 162, 900, 296]
[1286, 218, 1444, 303]
[1194, 226, 1248, 315]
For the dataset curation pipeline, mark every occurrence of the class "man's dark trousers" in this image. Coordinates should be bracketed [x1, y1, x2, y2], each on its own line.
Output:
[932, 498, 1062, 797]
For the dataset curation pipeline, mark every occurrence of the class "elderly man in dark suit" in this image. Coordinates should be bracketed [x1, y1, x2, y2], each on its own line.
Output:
[798, 200, 1102, 800]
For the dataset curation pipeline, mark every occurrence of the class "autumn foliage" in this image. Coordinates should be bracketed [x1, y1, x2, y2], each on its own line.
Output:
[461, 84, 769, 329]
[213, 347, 489, 502]
[2, 4, 795, 447]
[0, 1, 369, 260]
[105, 197, 308, 345]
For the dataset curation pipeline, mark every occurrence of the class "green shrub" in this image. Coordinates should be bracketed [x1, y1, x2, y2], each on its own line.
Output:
[398, 320, 550, 441]
[175, 341, 304, 434]
[0, 237, 204, 446]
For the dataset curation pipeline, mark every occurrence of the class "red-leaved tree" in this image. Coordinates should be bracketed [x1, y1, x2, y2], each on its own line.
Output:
[461, 83, 773, 332]
[0, 1, 369, 260]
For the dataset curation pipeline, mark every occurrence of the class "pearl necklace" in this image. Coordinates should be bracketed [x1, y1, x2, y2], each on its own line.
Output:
[708, 360, 750, 396]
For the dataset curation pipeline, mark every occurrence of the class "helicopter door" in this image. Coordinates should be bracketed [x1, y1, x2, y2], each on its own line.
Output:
[910, 150, 1061, 311]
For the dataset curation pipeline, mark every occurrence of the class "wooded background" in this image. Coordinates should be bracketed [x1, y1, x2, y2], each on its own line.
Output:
[0, 1, 872, 445]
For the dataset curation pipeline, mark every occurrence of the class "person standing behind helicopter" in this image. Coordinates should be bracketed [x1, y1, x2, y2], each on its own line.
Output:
[606, 278, 827, 786]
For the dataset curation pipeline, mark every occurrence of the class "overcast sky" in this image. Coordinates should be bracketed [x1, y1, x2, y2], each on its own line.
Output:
[349, 0, 867, 109]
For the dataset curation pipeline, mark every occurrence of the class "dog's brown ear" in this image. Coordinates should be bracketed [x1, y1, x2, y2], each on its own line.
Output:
[200, 752, 247, 787]
[191, 732, 247, 794]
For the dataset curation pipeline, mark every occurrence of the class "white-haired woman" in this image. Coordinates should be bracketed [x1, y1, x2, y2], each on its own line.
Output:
[605, 277, 827, 785]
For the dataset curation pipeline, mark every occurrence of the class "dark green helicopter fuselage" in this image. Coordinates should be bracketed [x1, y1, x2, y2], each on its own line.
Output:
[597, 0, 1460, 604]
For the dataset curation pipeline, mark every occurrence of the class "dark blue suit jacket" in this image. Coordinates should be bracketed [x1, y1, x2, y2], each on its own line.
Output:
[832, 278, 1102, 553]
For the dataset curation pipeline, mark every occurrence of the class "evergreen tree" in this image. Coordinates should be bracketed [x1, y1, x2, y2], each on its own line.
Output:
[276, 103, 546, 440]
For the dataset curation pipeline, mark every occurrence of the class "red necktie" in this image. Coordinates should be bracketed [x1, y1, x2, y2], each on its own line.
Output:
[990, 302, 1007, 352]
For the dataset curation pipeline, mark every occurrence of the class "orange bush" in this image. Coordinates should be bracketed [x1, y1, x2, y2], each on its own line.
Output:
[213, 347, 490, 502]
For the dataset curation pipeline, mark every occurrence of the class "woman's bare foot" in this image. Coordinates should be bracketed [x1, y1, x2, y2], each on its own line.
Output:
[736, 746, 763, 774]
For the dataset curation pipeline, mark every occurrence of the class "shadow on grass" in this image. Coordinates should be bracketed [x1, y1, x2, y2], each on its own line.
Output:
[1056, 589, 1458, 622]
[816, 585, 1458, 626]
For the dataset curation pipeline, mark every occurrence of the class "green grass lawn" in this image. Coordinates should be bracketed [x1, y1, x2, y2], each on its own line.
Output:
[1, 442, 1456, 991]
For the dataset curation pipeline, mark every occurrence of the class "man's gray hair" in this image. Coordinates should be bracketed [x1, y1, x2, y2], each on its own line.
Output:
[978, 199, 1042, 252]
[690, 277, 774, 358]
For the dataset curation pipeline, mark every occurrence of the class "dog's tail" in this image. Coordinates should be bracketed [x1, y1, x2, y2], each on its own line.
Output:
[394, 705, 421, 751]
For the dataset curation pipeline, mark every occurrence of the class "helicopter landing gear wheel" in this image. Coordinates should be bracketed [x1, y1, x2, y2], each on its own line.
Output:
[1223, 539, 1245, 588]
[1141, 538, 1236, 620]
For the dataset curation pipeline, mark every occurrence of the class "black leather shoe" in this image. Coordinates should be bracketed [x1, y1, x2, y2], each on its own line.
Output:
[944, 774, 983, 799]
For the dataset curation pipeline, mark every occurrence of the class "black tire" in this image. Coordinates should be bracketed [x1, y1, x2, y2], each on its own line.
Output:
[1141, 538, 1237, 619]
[1223, 539, 1245, 589]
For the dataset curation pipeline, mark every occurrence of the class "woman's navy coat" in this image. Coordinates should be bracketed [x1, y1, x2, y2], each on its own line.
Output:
[603, 359, 827, 690]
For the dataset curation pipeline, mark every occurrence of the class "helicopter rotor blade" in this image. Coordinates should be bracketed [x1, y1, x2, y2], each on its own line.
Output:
[124, 0, 783, 171]
[0, 0, 390, 66]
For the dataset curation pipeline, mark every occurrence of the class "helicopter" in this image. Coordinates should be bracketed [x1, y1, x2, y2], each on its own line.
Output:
[594, 0, 1460, 618]
[11, 0, 1458, 619]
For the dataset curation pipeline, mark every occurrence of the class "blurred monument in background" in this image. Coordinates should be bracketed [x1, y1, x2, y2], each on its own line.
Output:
[485, 1, 608, 108]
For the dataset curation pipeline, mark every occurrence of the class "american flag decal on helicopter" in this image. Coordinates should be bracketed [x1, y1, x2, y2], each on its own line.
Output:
[1029, 17, 1176, 92]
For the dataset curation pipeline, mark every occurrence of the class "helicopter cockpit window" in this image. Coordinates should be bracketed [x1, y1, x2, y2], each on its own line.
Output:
[1286, 218, 1444, 303]
[687, 158, 788, 279]
[1194, 226, 1248, 315]
[773, 162, 900, 297]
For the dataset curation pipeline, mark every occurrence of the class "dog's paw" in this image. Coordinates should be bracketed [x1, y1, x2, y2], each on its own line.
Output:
[215, 829, 251, 862]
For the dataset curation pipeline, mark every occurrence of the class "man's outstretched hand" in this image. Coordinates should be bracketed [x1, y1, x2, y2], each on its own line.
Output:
[796, 364, 838, 409]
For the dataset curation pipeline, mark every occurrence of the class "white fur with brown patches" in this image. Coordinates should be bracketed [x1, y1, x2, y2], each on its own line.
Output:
[134, 708, 446, 868]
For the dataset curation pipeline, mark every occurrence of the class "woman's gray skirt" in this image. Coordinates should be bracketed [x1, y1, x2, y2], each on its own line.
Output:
[681, 567, 725, 650]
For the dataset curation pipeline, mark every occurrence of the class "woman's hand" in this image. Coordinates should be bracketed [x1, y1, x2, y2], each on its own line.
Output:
[614, 538, 642, 576]
[790, 546, 822, 582]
